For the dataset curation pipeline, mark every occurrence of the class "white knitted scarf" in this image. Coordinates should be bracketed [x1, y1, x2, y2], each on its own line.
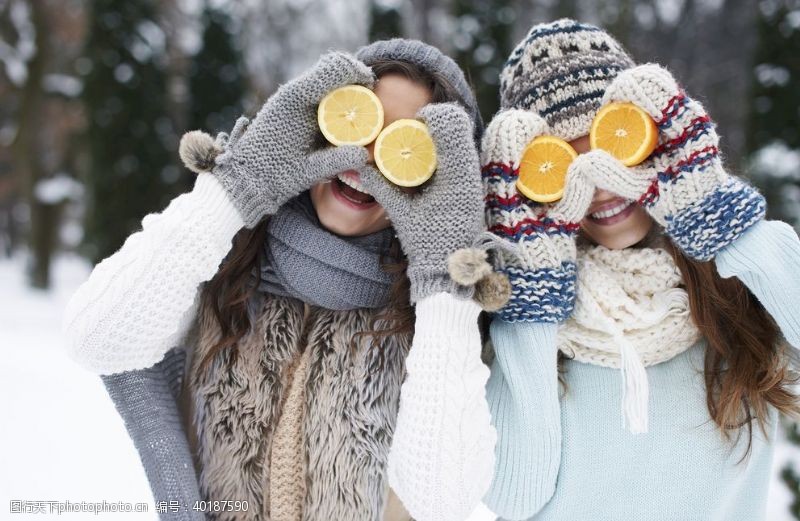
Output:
[557, 244, 702, 434]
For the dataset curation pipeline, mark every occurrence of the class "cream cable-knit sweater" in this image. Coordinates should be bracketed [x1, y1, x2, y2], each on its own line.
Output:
[62, 174, 496, 521]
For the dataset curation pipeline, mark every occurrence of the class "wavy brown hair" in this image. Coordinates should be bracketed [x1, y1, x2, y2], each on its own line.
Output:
[663, 237, 799, 452]
[197, 57, 471, 376]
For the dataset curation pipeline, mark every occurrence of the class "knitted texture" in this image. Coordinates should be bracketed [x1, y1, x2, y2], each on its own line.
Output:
[101, 347, 205, 521]
[558, 244, 701, 368]
[358, 103, 484, 303]
[259, 192, 395, 310]
[499, 18, 634, 142]
[484, 219, 800, 521]
[481, 109, 594, 322]
[580, 63, 767, 261]
[63, 174, 244, 375]
[268, 344, 311, 521]
[356, 38, 484, 144]
[209, 51, 372, 228]
[387, 293, 496, 521]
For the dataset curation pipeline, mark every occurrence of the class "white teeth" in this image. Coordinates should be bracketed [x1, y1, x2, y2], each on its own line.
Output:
[336, 173, 371, 195]
[590, 200, 634, 220]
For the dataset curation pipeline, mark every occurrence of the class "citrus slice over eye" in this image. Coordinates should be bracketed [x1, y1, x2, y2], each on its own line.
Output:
[590, 102, 658, 166]
[516, 136, 578, 203]
[373, 119, 437, 187]
[318, 85, 385, 146]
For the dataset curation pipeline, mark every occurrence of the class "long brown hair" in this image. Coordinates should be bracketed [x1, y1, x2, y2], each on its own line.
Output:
[197, 57, 472, 376]
[663, 237, 799, 451]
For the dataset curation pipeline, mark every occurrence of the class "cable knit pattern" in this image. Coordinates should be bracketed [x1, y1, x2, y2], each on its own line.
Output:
[359, 103, 485, 302]
[211, 51, 373, 227]
[481, 109, 593, 322]
[387, 293, 496, 521]
[62, 174, 244, 375]
[269, 347, 311, 521]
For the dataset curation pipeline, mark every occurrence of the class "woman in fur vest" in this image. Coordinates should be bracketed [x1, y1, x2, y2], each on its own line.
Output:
[63, 39, 496, 521]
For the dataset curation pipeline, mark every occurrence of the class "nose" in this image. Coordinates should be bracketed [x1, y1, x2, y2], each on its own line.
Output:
[592, 188, 619, 201]
[366, 141, 376, 164]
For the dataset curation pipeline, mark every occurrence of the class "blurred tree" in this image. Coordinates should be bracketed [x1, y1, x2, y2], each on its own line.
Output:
[451, 0, 515, 121]
[187, 4, 244, 134]
[747, 0, 800, 227]
[370, 0, 404, 40]
[81, 0, 179, 263]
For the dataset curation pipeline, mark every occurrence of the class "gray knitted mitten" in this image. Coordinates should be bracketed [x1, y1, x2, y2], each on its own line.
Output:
[211, 51, 374, 227]
[359, 103, 485, 303]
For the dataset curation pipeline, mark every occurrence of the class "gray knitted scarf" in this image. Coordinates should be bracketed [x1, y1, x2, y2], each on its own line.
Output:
[258, 191, 396, 310]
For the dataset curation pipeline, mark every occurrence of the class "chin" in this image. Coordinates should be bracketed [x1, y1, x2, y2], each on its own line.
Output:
[580, 204, 654, 249]
[309, 175, 392, 237]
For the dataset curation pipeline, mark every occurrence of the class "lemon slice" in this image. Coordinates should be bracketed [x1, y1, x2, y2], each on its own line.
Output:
[516, 136, 578, 203]
[374, 119, 437, 187]
[318, 85, 384, 146]
[590, 102, 658, 166]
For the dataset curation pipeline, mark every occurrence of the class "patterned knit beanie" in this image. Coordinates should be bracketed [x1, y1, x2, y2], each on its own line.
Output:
[500, 18, 635, 141]
[356, 38, 484, 144]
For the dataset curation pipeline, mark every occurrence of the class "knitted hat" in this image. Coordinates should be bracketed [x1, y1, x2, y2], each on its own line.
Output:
[356, 38, 484, 144]
[499, 18, 635, 142]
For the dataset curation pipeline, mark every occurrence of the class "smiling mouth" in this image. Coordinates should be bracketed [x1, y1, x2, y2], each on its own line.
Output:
[331, 171, 377, 209]
[587, 198, 636, 226]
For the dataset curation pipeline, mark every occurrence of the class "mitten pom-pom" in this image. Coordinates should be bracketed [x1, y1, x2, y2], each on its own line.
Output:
[179, 130, 221, 174]
[474, 271, 511, 312]
[448, 248, 493, 286]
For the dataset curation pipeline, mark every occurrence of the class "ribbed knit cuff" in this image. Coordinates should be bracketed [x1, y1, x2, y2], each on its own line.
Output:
[715, 219, 800, 348]
[499, 262, 577, 323]
[409, 268, 474, 304]
[484, 320, 561, 520]
[666, 177, 766, 261]
[413, 292, 482, 334]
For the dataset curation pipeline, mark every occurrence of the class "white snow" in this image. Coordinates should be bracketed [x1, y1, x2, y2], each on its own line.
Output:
[0, 0, 36, 86]
[0, 253, 797, 520]
[33, 174, 83, 205]
[751, 141, 800, 181]
[42, 73, 83, 98]
[0, 254, 156, 520]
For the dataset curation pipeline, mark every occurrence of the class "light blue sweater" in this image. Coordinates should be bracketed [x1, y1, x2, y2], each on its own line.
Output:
[485, 220, 800, 521]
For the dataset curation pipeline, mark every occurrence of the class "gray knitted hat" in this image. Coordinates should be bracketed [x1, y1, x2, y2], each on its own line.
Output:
[500, 18, 635, 142]
[356, 38, 483, 144]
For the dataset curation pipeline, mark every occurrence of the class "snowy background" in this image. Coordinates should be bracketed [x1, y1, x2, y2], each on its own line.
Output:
[2, 0, 800, 519]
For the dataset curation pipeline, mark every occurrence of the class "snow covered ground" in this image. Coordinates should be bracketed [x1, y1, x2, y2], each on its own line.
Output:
[0, 253, 796, 520]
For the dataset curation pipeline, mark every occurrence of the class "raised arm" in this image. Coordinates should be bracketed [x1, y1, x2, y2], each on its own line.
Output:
[62, 175, 243, 375]
[715, 219, 800, 348]
[359, 103, 496, 520]
[63, 50, 377, 375]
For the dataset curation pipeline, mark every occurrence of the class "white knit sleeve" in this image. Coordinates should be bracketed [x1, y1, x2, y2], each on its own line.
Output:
[62, 174, 245, 375]
[388, 292, 497, 521]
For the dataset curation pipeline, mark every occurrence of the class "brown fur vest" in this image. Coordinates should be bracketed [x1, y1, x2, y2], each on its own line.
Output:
[185, 291, 412, 521]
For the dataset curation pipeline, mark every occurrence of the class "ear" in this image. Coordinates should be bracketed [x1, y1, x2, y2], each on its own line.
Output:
[179, 130, 222, 174]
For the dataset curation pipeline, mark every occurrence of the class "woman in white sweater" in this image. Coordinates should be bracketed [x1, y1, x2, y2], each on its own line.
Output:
[63, 40, 496, 521]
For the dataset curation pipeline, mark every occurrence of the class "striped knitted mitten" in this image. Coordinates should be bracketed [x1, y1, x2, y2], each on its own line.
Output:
[579, 63, 766, 261]
[482, 109, 595, 323]
[359, 103, 485, 302]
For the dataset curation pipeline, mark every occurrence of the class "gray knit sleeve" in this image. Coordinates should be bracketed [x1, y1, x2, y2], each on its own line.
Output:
[101, 347, 205, 521]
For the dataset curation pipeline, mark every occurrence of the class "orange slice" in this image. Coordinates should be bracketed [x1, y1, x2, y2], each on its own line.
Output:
[516, 136, 578, 203]
[590, 102, 658, 166]
[374, 119, 437, 187]
[318, 85, 384, 146]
